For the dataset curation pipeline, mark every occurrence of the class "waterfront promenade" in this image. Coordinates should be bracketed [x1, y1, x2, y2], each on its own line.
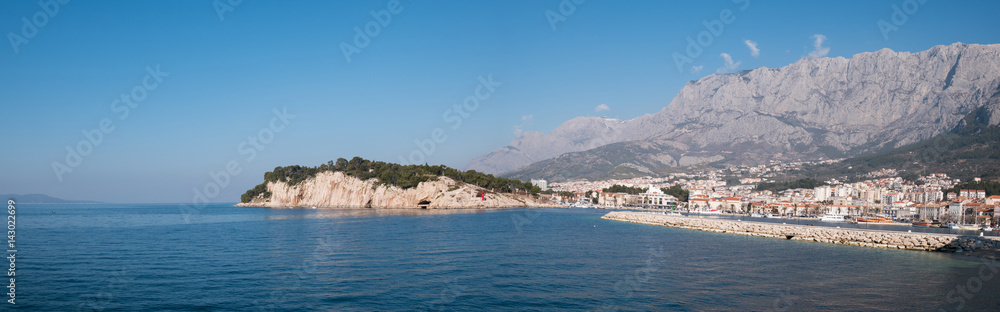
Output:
[602, 211, 1000, 255]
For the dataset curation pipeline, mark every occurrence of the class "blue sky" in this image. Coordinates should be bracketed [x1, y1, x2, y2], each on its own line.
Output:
[2, 0, 999, 203]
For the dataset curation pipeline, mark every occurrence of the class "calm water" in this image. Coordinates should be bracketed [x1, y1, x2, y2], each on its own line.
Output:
[12, 204, 1000, 311]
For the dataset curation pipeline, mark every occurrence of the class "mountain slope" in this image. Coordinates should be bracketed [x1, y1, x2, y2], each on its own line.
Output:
[475, 43, 1000, 181]
[802, 104, 1000, 182]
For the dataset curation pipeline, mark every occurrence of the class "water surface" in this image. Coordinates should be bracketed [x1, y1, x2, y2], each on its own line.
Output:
[13, 204, 1000, 311]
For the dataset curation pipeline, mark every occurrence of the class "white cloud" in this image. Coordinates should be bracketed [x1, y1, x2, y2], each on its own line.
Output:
[691, 65, 704, 74]
[744, 39, 760, 57]
[595, 104, 610, 112]
[807, 34, 830, 58]
[716, 53, 741, 74]
[513, 115, 533, 136]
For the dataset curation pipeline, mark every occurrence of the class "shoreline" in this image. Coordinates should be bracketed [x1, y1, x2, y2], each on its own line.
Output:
[233, 203, 560, 209]
[602, 211, 1000, 258]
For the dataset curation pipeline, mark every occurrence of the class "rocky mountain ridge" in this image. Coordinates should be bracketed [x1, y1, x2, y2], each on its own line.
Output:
[469, 43, 1000, 181]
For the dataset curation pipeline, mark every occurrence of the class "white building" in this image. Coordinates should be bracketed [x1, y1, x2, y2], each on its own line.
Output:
[530, 179, 549, 191]
[626, 186, 678, 209]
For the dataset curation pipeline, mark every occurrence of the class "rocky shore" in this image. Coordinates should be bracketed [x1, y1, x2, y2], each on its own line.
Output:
[602, 211, 1000, 255]
[237, 171, 554, 209]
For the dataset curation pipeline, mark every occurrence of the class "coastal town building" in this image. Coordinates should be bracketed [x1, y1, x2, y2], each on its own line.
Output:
[545, 162, 993, 225]
[625, 187, 678, 209]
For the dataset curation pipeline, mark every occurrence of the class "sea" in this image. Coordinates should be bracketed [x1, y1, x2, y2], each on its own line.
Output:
[10, 203, 1000, 311]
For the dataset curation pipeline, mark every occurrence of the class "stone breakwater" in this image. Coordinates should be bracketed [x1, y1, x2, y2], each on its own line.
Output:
[602, 211, 1000, 254]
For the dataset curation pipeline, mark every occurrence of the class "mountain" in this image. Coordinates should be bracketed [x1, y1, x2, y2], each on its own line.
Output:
[2, 194, 102, 204]
[468, 43, 1000, 181]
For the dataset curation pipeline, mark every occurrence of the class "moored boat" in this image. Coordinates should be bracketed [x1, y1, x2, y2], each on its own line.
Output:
[947, 223, 981, 231]
[912, 220, 934, 227]
[855, 216, 892, 223]
[820, 214, 846, 222]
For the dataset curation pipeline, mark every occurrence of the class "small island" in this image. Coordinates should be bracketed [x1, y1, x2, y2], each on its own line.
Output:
[237, 157, 555, 209]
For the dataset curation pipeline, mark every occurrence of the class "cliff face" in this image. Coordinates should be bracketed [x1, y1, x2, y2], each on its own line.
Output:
[473, 43, 1000, 179]
[236, 171, 549, 208]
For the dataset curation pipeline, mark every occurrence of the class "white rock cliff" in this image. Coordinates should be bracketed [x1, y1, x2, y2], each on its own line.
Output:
[236, 171, 551, 209]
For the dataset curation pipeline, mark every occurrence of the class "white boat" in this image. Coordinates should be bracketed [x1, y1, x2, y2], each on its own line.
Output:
[948, 224, 981, 231]
[983, 226, 995, 231]
[819, 214, 846, 222]
[750, 213, 764, 218]
[764, 214, 782, 219]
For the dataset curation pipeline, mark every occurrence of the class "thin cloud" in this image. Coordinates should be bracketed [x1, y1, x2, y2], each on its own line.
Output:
[716, 53, 741, 74]
[513, 115, 533, 136]
[807, 34, 830, 58]
[595, 104, 610, 112]
[691, 65, 704, 74]
[744, 39, 760, 57]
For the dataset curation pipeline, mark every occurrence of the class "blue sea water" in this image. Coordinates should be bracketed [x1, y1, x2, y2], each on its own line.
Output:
[10, 204, 1000, 311]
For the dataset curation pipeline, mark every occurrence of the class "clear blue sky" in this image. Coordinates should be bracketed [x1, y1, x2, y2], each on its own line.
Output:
[2, 0, 999, 203]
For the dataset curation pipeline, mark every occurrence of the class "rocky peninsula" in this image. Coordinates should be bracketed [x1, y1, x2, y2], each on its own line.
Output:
[602, 211, 1000, 255]
[237, 170, 552, 209]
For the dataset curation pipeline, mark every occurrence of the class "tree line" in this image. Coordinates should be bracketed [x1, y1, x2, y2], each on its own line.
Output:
[943, 180, 1000, 197]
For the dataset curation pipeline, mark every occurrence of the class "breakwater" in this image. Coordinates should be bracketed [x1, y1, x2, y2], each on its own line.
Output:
[602, 211, 1000, 253]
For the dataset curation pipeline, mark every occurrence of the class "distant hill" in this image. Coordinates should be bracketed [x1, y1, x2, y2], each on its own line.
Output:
[2, 194, 101, 204]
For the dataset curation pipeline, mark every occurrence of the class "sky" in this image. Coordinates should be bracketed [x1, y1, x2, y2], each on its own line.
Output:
[2, 0, 1000, 203]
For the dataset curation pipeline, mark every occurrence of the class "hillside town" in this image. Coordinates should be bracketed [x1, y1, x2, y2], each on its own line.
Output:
[538, 164, 1000, 228]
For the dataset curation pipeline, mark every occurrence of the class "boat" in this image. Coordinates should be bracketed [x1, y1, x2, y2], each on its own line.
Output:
[750, 213, 764, 218]
[855, 216, 892, 223]
[764, 214, 782, 219]
[820, 214, 846, 222]
[912, 220, 934, 227]
[983, 225, 995, 231]
[948, 224, 981, 231]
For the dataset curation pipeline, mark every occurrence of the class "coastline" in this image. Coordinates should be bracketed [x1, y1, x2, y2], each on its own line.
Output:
[602, 211, 1000, 257]
[233, 201, 559, 209]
